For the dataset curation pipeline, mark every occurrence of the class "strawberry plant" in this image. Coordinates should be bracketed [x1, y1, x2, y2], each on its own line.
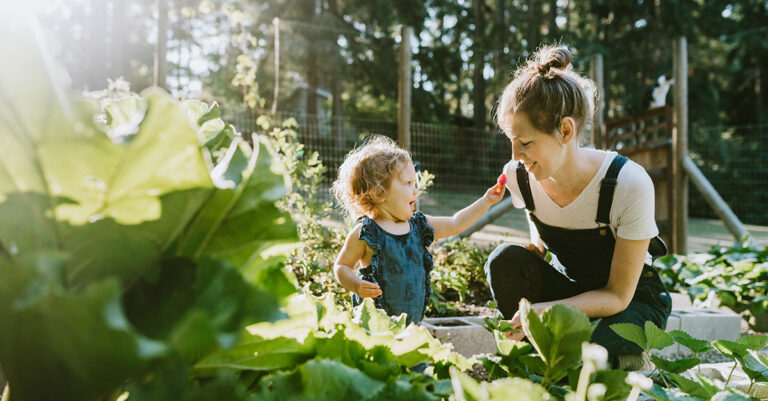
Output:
[612, 321, 767, 399]
[655, 241, 768, 330]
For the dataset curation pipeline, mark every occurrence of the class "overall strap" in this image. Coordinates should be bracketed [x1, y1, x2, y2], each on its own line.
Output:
[516, 162, 535, 212]
[596, 154, 629, 225]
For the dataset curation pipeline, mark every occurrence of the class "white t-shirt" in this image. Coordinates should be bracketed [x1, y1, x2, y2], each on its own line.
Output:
[503, 150, 658, 264]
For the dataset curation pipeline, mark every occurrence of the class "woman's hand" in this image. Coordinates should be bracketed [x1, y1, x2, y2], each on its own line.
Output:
[524, 242, 546, 259]
[354, 279, 382, 298]
[502, 302, 550, 341]
[502, 311, 525, 341]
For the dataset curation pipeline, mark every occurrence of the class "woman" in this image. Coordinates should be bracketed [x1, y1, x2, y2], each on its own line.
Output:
[486, 44, 671, 369]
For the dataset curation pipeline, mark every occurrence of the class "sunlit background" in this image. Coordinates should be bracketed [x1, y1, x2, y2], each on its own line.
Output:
[4, 0, 768, 225]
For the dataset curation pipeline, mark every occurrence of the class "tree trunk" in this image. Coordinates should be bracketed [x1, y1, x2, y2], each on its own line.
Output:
[526, 0, 541, 53]
[327, 0, 344, 147]
[154, 0, 168, 89]
[548, 0, 557, 38]
[473, 0, 487, 130]
[494, 0, 507, 68]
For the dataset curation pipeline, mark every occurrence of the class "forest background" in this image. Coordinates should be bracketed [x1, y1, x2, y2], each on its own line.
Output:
[34, 0, 768, 224]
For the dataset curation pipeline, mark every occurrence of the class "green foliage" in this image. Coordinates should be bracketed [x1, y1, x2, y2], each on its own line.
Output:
[198, 294, 468, 400]
[612, 319, 768, 398]
[655, 242, 768, 330]
[449, 367, 551, 401]
[429, 238, 495, 315]
[0, 19, 297, 400]
[255, 115, 351, 304]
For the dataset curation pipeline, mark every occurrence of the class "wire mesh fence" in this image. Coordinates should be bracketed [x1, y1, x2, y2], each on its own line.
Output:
[235, 111, 768, 226]
[688, 123, 768, 226]
[234, 111, 512, 208]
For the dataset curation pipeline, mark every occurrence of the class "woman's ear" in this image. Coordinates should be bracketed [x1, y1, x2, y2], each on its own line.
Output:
[559, 117, 576, 144]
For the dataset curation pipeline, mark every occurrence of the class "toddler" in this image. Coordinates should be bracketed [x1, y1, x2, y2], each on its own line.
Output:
[332, 135, 505, 324]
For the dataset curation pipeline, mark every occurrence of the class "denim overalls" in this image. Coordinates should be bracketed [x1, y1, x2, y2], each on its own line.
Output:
[485, 155, 672, 358]
[353, 211, 434, 324]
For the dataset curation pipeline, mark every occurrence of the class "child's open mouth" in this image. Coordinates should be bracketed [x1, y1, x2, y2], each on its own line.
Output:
[409, 200, 416, 209]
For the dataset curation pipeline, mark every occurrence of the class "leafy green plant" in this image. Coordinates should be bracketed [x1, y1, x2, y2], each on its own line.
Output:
[253, 115, 350, 303]
[477, 299, 631, 400]
[429, 238, 495, 315]
[0, 19, 297, 401]
[656, 241, 768, 330]
[612, 322, 768, 399]
[198, 294, 470, 400]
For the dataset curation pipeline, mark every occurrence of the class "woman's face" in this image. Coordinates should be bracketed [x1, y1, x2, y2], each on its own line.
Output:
[506, 111, 566, 181]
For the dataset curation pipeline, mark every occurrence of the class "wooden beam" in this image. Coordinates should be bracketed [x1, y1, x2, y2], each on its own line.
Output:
[456, 197, 517, 239]
[398, 26, 413, 151]
[683, 156, 751, 242]
[672, 37, 688, 254]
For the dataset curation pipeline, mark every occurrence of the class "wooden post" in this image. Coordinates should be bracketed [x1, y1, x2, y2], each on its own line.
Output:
[590, 54, 605, 149]
[398, 26, 413, 151]
[672, 37, 688, 254]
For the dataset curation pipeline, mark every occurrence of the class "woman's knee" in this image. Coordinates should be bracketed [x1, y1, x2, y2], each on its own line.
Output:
[485, 244, 534, 275]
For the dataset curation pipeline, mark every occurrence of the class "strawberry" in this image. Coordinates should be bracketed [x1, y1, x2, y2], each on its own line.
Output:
[494, 173, 507, 194]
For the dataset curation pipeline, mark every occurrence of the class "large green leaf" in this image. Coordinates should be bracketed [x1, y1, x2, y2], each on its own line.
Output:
[593, 370, 631, 401]
[713, 339, 749, 359]
[739, 350, 768, 382]
[256, 359, 386, 401]
[649, 356, 701, 374]
[0, 261, 164, 401]
[122, 257, 283, 359]
[520, 299, 593, 384]
[735, 335, 768, 351]
[0, 18, 299, 401]
[645, 321, 675, 350]
[669, 330, 713, 354]
[610, 323, 647, 350]
[668, 372, 716, 399]
[174, 135, 297, 270]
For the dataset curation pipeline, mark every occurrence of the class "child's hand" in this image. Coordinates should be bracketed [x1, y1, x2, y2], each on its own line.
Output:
[484, 186, 505, 205]
[354, 279, 382, 299]
[484, 173, 506, 205]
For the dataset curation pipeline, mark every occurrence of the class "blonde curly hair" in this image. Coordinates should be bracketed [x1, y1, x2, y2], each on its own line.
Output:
[332, 135, 412, 220]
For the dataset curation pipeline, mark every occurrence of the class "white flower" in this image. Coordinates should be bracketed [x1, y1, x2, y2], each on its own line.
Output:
[587, 383, 607, 401]
[582, 343, 608, 367]
[625, 372, 653, 390]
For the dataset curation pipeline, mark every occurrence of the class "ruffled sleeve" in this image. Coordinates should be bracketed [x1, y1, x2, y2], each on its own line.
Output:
[357, 216, 381, 253]
[410, 212, 434, 247]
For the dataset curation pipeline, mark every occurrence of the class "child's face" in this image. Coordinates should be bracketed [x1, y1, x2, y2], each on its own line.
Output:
[376, 160, 418, 223]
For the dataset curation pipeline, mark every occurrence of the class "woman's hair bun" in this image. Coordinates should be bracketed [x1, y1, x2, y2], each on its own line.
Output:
[534, 45, 573, 77]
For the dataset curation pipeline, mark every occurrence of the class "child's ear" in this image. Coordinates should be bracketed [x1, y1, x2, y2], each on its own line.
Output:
[370, 189, 387, 204]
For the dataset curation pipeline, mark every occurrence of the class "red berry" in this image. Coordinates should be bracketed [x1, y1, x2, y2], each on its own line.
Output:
[497, 173, 507, 186]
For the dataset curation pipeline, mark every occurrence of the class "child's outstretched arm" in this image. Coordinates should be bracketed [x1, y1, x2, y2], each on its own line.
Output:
[333, 223, 383, 299]
[427, 179, 506, 240]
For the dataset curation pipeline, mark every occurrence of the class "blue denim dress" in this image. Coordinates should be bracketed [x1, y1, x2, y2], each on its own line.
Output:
[352, 211, 434, 324]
